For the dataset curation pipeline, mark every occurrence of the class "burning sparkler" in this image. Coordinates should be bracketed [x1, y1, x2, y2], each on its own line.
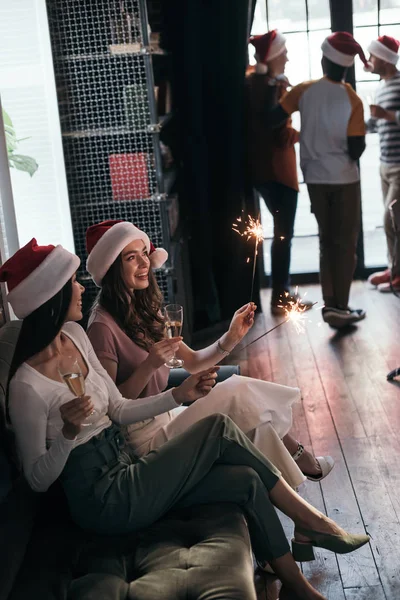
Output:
[237, 290, 317, 353]
[232, 213, 264, 301]
[276, 287, 309, 334]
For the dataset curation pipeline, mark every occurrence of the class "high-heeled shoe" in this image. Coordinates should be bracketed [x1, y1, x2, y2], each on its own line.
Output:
[291, 525, 370, 562]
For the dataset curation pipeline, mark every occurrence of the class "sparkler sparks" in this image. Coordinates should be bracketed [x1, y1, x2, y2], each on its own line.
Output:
[277, 288, 309, 334]
[233, 213, 264, 301]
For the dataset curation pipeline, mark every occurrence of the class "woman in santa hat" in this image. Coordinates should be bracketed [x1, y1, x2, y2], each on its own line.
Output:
[0, 238, 370, 600]
[245, 30, 313, 316]
[86, 219, 334, 490]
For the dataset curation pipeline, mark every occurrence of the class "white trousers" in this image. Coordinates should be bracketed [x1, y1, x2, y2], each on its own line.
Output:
[123, 374, 305, 489]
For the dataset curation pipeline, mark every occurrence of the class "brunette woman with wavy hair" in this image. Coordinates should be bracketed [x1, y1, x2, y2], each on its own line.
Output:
[86, 221, 335, 488]
[96, 253, 165, 352]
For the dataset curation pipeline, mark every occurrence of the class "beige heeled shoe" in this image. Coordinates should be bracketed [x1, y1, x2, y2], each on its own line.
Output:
[292, 525, 370, 562]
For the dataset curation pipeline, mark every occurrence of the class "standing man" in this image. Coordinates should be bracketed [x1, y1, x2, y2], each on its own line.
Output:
[366, 36, 400, 293]
[245, 30, 312, 315]
[268, 32, 368, 329]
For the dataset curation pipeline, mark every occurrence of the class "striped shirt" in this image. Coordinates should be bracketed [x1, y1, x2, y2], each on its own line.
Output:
[373, 71, 400, 165]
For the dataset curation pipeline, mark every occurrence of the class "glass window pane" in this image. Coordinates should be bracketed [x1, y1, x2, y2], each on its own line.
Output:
[353, 0, 378, 27]
[354, 26, 379, 81]
[308, 0, 331, 31]
[356, 80, 380, 113]
[360, 132, 387, 268]
[251, 1, 268, 36]
[309, 29, 331, 79]
[285, 32, 310, 84]
[379, 24, 400, 40]
[268, 0, 307, 33]
[380, 0, 400, 24]
[354, 80, 387, 268]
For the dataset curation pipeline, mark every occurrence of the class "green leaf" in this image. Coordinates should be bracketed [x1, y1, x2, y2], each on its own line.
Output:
[3, 107, 38, 176]
[2, 108, 13, 128]
[9, 154, 39, 177]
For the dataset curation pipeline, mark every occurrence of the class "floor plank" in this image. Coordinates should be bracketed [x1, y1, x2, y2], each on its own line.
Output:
[210, 282, 400, 599]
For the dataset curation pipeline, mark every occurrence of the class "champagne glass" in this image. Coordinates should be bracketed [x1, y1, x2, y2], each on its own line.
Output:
[164, 304, 184, 368]
[58, 357, 97, 427]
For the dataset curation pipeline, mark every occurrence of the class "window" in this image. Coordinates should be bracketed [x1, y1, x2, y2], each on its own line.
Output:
[251, 0, 331, 275]
[353, 0, 400, 268]
[0, 0, 75, 253]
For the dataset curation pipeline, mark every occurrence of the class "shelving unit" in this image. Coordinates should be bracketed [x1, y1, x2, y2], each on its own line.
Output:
[45, 0, 177, 317]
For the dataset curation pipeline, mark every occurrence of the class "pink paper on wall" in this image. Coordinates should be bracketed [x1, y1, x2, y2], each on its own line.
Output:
[109, 153, 149, 201]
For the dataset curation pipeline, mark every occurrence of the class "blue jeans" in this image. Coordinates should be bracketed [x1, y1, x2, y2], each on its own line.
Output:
[255, 182, 298, 301]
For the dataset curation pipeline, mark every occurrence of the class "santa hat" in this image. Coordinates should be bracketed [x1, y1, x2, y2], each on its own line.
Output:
[249, 30, 287, 74]
[321, 32, 372, 71]
[0, 238, 80, 319]
[86, 220, 168, 287]
[368, 35, 399, 66]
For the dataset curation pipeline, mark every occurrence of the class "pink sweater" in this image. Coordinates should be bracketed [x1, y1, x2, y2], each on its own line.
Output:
[87, 306, 169, 397]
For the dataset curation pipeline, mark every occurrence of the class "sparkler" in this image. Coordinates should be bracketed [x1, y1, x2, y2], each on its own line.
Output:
[276, 288, 310, 334]
[237, 291, 317, 353]
[232, 213, 264, 302]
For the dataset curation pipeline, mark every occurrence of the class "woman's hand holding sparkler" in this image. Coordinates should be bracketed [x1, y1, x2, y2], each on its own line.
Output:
[226, 302, 257, 346]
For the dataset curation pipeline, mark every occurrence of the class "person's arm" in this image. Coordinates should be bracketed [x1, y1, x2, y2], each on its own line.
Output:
[176, 303, 256, 373]
[267, 104, 291, 129]
[86, 336, 219, 420]
[347, 90, 366, 161]
[370, 104, 400, 124]
[266, 83, 305, 130]
[85, 333, 183, 422]
[347, 137, 366, 161]
[9, 380, 77, 492]
[88, 321, 180, 398]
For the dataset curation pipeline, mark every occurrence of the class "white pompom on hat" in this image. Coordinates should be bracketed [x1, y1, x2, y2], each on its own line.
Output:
[249, 30, 287, 74]
[86, 220, 168, 287]
[0, 238, 80, 318]
[367, 35, 400, 66]
[321, 31, 373, 71]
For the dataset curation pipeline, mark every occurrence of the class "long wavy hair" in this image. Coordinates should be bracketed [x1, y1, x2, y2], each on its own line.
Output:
[7, 279, 73, 410]
[94, 255, 165, 351]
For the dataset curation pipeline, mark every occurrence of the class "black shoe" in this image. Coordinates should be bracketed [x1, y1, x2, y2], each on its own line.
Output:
[322, 306, 366, 329]
[271, 291, 314, 316]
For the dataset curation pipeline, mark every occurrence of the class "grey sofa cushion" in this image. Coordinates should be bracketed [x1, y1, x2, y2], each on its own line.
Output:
[70, 504, 256, 600]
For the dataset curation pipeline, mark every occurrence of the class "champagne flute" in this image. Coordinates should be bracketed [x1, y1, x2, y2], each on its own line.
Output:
[58, 357, 97, 427]
[164, 304, 184, 368]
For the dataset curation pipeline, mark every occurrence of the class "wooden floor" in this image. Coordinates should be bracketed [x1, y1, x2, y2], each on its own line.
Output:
[228, 281, 400, 600]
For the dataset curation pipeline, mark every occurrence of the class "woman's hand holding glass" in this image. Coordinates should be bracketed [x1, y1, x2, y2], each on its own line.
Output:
[58, 357, 98, 434]
[172, 367, 219, 405]
[60, 395, 95, 439]
[227, 302, 256, 345]
[147, 337, 183, 369]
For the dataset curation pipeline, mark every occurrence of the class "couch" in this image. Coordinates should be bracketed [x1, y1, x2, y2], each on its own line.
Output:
[0, 321, 257, 600]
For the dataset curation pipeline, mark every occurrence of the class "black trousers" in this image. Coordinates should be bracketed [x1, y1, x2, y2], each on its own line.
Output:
[255, 182, 298, 300]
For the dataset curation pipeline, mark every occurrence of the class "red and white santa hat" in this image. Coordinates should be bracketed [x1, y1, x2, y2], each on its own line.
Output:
[249, 30, 287, 74]
[368, 35, 399, 66]
[0, 238, 80, 319]
[321, 32, 372, 71]
[86, 220, 168, 287]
